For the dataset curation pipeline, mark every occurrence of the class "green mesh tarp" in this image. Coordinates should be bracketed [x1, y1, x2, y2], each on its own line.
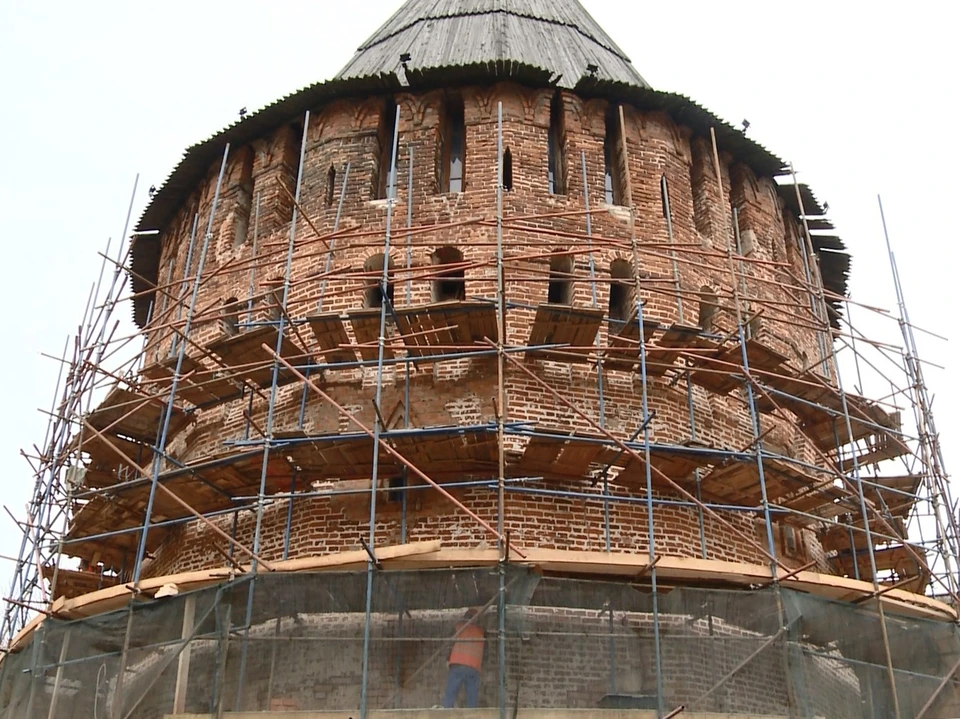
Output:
[2, 569, 958, 718]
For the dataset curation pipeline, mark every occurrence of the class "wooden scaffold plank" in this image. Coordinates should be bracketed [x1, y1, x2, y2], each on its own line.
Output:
[305, 313, 359, 365]
[207, 325, 309, 388]
[526, 304, 603, 364]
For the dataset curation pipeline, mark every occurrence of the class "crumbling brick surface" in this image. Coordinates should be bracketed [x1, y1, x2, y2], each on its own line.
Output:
[135, 83, 831, 578]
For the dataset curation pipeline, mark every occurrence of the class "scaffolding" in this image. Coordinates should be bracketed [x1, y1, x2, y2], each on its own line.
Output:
[1, 103, 957, 718]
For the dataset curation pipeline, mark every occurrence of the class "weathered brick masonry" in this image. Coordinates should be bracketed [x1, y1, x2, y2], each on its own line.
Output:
[26, 2, 948, 717]
[133, 82, 830, 579]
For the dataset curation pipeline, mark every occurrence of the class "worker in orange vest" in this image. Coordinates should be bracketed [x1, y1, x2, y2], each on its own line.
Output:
[441, 608, 486, 708]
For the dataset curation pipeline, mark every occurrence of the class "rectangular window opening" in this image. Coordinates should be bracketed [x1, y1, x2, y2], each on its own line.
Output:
[604, 107, 624, 206]
[442, 97, 465, 193]
[375, 100, 398, 200]
[548, 93, 566, 195]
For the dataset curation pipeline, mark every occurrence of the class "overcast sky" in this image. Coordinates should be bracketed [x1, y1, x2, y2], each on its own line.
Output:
[0, 1, 955, 598]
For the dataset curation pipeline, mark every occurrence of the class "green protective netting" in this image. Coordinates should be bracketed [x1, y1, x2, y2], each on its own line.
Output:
[1, 569, 958, 718]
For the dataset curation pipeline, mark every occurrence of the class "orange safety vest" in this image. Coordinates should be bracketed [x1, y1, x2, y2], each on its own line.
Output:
[448, 621, 485, 670]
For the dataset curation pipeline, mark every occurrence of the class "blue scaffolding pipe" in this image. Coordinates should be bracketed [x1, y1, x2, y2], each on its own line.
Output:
[132, 144, 231, 586]
[756, 382, 913, 442]
[360, 103, 401, 719]
[502, 485, 789, 515]
[495, 100, 508, 719]
[226, 421, 517, 448]
[171, 213, 200, 358]
[71, 448, 266, 499]
[580, 151, 611, 553]
[245, 192, 261, 326]
[62, 477, 540, 547]
[237, 112, 312, 713]
[401, 146, 414, 548]
[62, 476, 921, 551]
[206, 339, 553, 378]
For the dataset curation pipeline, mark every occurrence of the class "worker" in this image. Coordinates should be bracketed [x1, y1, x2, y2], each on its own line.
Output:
[441, 607, 486, 708]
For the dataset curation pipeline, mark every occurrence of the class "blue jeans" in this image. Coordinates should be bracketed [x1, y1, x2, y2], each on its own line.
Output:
[442, 663, 480, 708]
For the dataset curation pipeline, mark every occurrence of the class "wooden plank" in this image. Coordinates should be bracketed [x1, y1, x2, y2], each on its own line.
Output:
[463, 302, 499, 343]
[645, 323, 711, 375]
[305, 313, 358, 365]
[605, 312, 661, 371]
[832, 543, 930, 593]
[8, 545, 955, 658]
[393, 302, 466, 358]
[207, 326, 308, 387]
[348, 308, 394, 362]
[556, 441, 605, 478]
[527, 304, 603, 364]
[86, 386, 190, 444]
[839, 435, 910, 472]
[43, 566, 120, 600]
[79, 432, 151, 469]
[388, 301, 497, 360]
[52, 542, 443, 620]
[393, 430, 499, 477]
[145, 354, 243, 406]
[696, 455, 835, 509]
[686, 339, 784, 394]
[172, 594, 196, 714]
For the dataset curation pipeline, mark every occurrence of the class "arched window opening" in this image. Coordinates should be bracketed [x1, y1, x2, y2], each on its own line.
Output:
[547, 252, 574, 305]
[363, 254, 395, 309]
[325, 165, 336, 207]
[604, 106, 625, 205]
[233, 146, 254, 247]
[221, 297, 240, 336]
[431, 246, 466, 302]
[277, 123, 303, 222]
[660, 174, 671, 220]
[548, 93, 566, 195]
[387, 476, 405, 503]
[442, 96, 465, 193]
[698, 286, 718, 333]
[689, 139, 712, 237]
[501, 148, 513, 192]
[374, 100, 398, 200]
[608, 259, 634, 322]
[265, 281, 284, 323]
[747, 312, 763, 340]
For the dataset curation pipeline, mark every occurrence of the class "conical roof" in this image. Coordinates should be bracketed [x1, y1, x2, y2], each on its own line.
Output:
[336, 0, 650, 89]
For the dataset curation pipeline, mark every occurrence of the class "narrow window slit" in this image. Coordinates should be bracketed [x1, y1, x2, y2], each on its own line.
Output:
[326, 166, 336, 207]
[548, 93, 566, 195]
[221, 297, 241, 336]
[502, 148, 513, 192]
[547, 252, 574, 305]
[608, 259, 634, 327]
[363, 254, 395, 309]
[431, 246, 466, 302]
[442, 97, 466, 193]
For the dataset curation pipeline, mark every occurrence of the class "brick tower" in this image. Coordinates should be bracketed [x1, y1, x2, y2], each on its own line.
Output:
[3, 2, 958, 718]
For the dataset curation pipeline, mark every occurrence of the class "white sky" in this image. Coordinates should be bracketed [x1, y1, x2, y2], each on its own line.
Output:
[0, 1, 956, 597]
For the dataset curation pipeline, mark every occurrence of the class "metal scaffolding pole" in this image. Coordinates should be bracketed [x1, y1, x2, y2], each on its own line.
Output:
[618, 105, 664, 715]
[879, 195, 958, 597]
[235, 111, 312, 713]
[581, 150, 611, 550]
[132, 145, 231, 586]
[496, 101, 509, 719]
[360, 102, 401, 719]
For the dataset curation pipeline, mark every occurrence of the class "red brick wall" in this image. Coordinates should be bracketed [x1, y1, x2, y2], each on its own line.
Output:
[125, 82, 833, 578]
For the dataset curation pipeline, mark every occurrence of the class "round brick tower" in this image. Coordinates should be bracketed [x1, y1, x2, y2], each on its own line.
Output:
[8, 2, 958, 719]
[111, 2, 860, 578]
